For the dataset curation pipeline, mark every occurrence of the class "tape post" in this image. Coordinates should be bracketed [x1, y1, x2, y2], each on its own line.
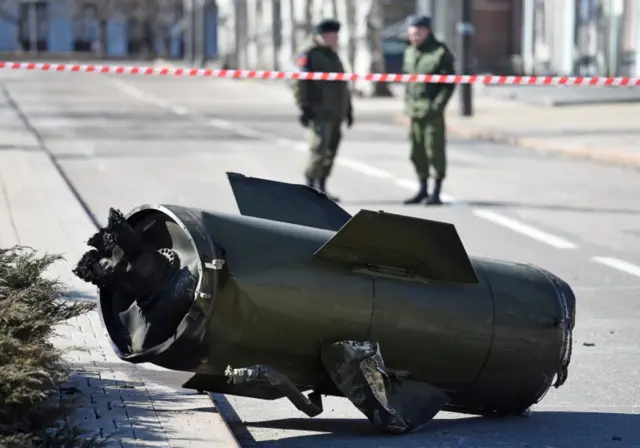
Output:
[1, 61, 640, 86]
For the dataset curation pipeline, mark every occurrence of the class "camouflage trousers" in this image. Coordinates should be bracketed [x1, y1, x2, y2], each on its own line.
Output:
[409, 115, 447, 180]
[304, 120, 343, 179]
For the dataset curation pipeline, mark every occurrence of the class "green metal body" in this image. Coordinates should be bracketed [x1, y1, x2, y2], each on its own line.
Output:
[99, 196, 573, 416]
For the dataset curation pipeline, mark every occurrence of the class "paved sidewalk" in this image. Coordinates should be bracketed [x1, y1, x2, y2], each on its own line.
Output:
[394, 87, 640, 168]
[0, 85, 239, 447]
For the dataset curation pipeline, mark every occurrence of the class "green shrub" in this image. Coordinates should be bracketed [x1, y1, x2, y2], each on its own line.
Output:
[0, 246, 103, 447]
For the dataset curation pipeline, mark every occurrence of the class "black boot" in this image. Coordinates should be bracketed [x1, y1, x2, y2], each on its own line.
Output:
[403, 178, 429, 205]
[426, 179, 443, 205]
[318, 178, 340, 202]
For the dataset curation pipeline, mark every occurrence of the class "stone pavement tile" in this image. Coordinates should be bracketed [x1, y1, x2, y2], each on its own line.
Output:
[0, 90, 239, 446]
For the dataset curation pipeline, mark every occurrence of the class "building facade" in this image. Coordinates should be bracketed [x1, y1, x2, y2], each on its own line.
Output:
[0, 0, 128, 54]
[382, 0, 524, 75]
[522, 0, 638, 76]
[0, 0, 218, 58]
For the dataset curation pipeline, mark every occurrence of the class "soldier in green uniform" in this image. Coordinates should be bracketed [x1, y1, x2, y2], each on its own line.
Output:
[402, 15, 456, 206]
[291, 19, 354, 202]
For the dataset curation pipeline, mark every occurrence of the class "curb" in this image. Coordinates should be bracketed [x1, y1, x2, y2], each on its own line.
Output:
[392, 114, 640, 169]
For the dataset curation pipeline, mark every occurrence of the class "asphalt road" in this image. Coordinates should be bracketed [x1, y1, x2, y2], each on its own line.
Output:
[2, 69, 640, 448]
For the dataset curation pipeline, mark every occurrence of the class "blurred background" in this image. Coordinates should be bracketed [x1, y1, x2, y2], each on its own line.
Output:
[0, 0, 638, 80]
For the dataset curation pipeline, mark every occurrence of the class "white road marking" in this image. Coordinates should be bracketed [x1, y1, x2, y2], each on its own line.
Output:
[113, 80, 581, 252]
[292, 142, 306, 152]
[209, 118, 232, 128]
[275, 137, 295, 146]
[171, 105, 189, 116]
[591, 256, 640, 278]
[113, 80, 145, 100]
[473, 209, 578, 249]
[336, 158, 393, 178]
[231, 126, 266, 139]
[395, 178, 416, 190]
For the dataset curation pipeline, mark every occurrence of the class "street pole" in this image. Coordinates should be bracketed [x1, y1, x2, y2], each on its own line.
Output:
[194, 0, 207, 67]
[184, 0, 195, 64]
[28, 1, 38, 53]
[458, 0, 473, 117]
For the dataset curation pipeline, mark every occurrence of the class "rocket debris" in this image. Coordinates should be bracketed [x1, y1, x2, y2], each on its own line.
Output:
[73, 173, 575, 434]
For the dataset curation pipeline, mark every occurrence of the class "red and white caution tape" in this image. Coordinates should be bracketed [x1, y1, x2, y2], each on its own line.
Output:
[1, 60, 639, 86]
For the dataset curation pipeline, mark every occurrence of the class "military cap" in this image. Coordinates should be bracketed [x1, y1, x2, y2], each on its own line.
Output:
[315, 18, 341, 34]
[406, 14, 432, 29]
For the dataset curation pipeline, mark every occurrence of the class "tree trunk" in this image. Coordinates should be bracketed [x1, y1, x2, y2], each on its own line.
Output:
[303, 0, 312, 35]
[367, 0, 392, 96]
[162, 35, 171, 58]
[95, 19, 107, 58]
[142, 20, 156, 59]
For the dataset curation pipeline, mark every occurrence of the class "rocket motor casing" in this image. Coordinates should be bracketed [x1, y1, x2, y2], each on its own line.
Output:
[100, 203, 574, 416]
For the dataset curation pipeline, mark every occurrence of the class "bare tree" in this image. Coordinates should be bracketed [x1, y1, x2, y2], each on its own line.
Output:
[366, 0, 392, 96]
[129, 0, 185, 58]
[155, 0, 181, 58]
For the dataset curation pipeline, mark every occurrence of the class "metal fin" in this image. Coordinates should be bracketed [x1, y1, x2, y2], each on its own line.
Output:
[321, 340, 450, 434]
[314, 210, 479, 283]
[226, 172, 351, 231]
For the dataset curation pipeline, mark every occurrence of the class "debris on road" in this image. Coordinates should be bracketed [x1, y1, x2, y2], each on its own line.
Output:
[73, 172, 578, 435]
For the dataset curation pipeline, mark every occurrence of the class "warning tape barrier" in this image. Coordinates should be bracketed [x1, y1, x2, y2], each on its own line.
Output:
[1, 61, 639, 86]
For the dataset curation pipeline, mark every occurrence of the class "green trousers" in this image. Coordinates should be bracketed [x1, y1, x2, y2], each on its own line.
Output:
[409, 115, 447, 180]
[305, 120, 342, 179]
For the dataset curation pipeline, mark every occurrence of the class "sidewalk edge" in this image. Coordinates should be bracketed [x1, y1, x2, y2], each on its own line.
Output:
[0, 79, 242, 448]
[392, 114, 640, 169]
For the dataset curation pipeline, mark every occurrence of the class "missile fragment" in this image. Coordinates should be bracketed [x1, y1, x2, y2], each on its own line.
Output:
[73, 172, 575, 434]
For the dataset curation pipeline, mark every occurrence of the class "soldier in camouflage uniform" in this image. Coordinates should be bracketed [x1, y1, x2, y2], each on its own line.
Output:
[402, 15, 456, 206]
[291, 19, 354, 203]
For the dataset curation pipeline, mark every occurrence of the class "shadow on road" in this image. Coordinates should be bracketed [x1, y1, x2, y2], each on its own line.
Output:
[340, 199, 457, 208]
[464, 200, 640, 215]
[244, 411, 637, 447]
[341, 199, 640, 215]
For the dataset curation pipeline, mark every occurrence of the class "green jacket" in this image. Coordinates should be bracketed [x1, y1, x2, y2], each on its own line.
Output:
[402, 36, 456, 119]
[291, 39, 352, 121]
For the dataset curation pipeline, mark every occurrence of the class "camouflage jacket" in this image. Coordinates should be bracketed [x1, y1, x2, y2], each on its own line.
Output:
[291, 39, 352, 121]
[402, 35, 456, 119]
